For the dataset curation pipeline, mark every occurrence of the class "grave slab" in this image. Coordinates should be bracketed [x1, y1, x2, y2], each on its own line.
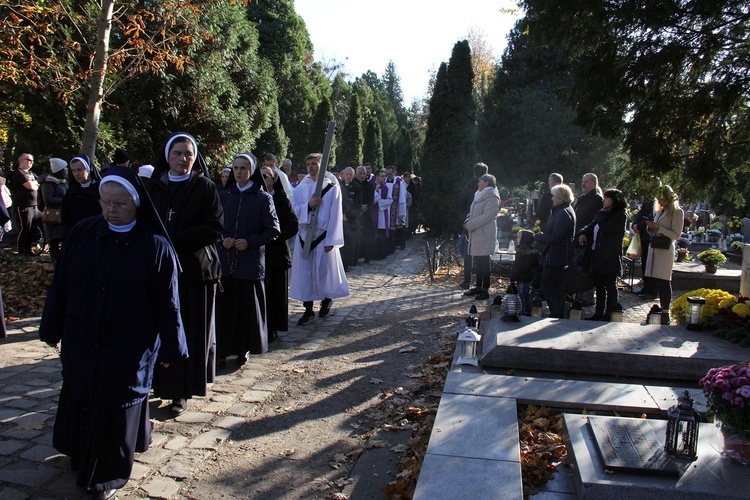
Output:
[413, 454, 522, 500]
[480, 316, 748, 381]
[426, 393, 519, 462]
[563, 413, 750, 499]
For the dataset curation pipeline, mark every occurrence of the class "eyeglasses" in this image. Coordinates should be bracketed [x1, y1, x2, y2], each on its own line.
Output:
[263, 174, 274, 180]
[99, 200, 130, 212]
[21, 157, 33, 162]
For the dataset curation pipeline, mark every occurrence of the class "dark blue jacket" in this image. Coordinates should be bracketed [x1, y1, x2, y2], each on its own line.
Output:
[218, 181, 280, 280]
[535, 202, 576, 266]
[40, 217, 187, 409]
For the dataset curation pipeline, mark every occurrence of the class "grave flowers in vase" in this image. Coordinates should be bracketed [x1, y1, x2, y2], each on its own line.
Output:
[700, 362, 750, 464]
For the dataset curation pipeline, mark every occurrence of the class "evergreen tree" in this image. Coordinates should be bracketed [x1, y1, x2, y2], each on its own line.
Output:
[308, 96, 336, 168]
[477, 19, 619, 189]
[337, 93, 363, 168]
[364, 118, 384, 169]
[383, 60, 407, 126]
[255, 101, 290, 160]
[420, 41, 477, 236]
[420, 62, 455, 236]
[247, 0, 323, 163]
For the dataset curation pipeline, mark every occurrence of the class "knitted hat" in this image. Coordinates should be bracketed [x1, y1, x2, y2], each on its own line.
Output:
[50, 158, 67, 173]
[113, 148, 130, 165]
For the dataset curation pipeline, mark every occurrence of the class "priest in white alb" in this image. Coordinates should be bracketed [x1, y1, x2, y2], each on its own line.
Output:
[289, 153, 349, 325]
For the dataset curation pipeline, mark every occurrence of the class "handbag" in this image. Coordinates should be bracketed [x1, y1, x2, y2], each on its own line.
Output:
[626, 232, 642, 258]
[650, 234, 671, 249]
[456, 230, 469, 258]
[42, 207, 62, 225]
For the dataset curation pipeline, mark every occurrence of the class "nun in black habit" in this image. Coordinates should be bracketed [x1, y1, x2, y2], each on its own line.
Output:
[216, 153, 280, 361]
[146, 132, 224, 415]
[40, 166, 187, 499]
[260, 163, 299, 341]
[60, 154, 102, 234]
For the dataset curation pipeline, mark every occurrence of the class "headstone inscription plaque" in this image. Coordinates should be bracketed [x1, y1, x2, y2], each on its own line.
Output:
[588, 416, 689, 477]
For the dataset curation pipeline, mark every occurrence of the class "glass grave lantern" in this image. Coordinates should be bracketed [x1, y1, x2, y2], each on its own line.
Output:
[686, 296, 706, 331]
[455, 327, 481, 366]
[530, 298, 543, 318]
[610, 303, 624, 322]
[490, 296, 503, 319]
[664, 390, 700, 461]
[568, 300, 583, 320]
[466, 304, 481, 329]
[647, 305, 662, 325]
[501, 282, 522, 322]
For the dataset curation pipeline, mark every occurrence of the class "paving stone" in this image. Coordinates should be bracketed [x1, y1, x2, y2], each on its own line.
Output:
[4, 398, 40, 410]
[163, 435, 190, 451]
[160, 449, 211, 479]
[0, 409, 26, 422]
[0, 486, 30, 500]
[240, 390, 273, 403]
[134, 444, 172, 465]
[200, 401, 232, 413]
[0, 460, 63, 487]
[0, 438, 28, 455]
[188, 428, 231, 450]
[174, 411, 213, 424]
[139, 476, 182, 499]
[226, 403, 258, 416]
[213, 415, 246, 430]
[19, 444, 63, 463]
[130, 461, 150, 480]
[0, 427, 44, 440]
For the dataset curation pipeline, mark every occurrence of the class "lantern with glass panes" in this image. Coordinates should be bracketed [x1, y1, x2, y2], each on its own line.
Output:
[610, 303, 624, 322]
[455, 327, 481, 366]
[686, 296, 706, 331]
[490, 296, 503, 318]
[466, 304, 481, 328]
[568, 300, 583, 320]
[664, 390, 700, 460]
[530, 298, 543, 317]
[501, 282, 522, 322]
[647, 305, 662, 325]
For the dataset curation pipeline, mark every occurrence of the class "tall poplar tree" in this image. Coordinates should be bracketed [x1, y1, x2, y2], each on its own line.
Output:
[364, 118, 384, 169]
[420, 41, 476, 236]
[308, 96, 336, 168]
[337, 93, 363, 168]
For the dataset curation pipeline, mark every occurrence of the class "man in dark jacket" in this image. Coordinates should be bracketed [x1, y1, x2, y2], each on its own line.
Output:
[457, 162, 489, 288]
[340, 167, 362, 271]
[574, 173, 604, 236]
[536, 173, 563, 229]
[355, 165, 375, 263]
[630, 177, 660, 298]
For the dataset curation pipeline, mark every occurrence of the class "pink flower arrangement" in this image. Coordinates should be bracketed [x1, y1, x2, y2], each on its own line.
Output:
[700, 362, 750, 437]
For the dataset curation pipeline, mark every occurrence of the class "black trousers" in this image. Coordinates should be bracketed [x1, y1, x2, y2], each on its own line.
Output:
[16, 206, 40, 255]
[472, 255, 491, 290]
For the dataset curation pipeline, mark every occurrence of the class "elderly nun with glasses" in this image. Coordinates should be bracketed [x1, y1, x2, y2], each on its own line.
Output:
[40, 166, 187, 499]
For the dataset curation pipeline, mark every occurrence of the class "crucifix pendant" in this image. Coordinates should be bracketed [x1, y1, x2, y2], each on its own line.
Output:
[167, 209, 175, 222]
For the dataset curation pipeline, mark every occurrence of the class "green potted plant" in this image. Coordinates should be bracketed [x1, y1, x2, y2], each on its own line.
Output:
[731, 240, 744, 253]
[697, 248, 727, 274]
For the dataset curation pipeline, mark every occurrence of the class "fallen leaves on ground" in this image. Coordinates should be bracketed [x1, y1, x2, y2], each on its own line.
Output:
[365, 338, 455, 499]
[1, 251, 54, 321]
[518, 405, 568, 497]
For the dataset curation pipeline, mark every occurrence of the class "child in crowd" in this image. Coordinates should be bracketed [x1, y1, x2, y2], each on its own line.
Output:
[510, 229, 540, 316]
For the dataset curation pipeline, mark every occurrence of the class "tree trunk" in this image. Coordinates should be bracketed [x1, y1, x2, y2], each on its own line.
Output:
[81, 0, 116, 159]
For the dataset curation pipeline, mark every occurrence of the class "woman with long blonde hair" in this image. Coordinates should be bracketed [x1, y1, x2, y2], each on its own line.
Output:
[643, 185, 684, 324]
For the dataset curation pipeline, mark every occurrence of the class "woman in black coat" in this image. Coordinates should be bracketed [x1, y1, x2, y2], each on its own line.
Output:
[146, 132, 224, 415]
[577, 189, 628, 320]
[534, 184, 576, 319]
[260, 165, 298, 342]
